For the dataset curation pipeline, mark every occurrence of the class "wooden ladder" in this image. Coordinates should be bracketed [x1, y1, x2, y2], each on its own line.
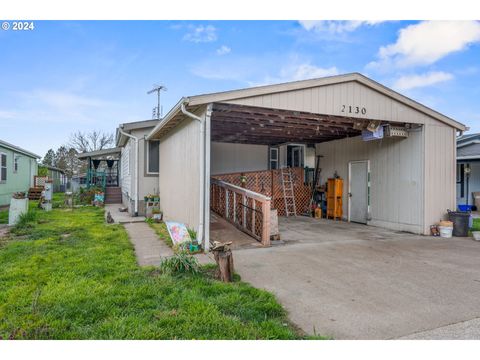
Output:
[281, 167, 297, 216]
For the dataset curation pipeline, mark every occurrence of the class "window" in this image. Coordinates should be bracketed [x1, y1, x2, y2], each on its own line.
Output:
[269, 147, 278, 170]
[1, 153, 7, 182]
[13, 155, 19, 173]
[147, 140, 159, 174]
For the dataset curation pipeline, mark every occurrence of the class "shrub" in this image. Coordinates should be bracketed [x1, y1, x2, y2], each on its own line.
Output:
[16, 211, 37, 226]
[160, 252, 200, 275]
[11, 211, 37, 234]
[187, 228, 197, 241]
[77, 186, 103, 205]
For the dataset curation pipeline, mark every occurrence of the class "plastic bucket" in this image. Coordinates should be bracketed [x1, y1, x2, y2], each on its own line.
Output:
[448, 210, 470, 237]
[438, 226, 453, 238]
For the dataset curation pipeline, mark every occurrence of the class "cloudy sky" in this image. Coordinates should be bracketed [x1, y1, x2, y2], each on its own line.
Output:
[1, 20, 479, 157]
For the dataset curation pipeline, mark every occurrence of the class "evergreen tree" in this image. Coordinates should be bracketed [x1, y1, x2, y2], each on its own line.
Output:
[42, 149, 56, 166]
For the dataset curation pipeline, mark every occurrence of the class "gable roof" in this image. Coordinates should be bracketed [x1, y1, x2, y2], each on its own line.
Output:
[44, 165, 65, 174]
[147, 73, 466, 140]
[116, 119, 160, 147]
[457, 133, 480, 148]
[0, 139, 40, 159]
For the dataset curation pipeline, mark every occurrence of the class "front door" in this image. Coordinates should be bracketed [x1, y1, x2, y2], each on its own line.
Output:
[292, 147, 302, 167]
[286, 145, 304, 168]
[349, 161, 369, 224]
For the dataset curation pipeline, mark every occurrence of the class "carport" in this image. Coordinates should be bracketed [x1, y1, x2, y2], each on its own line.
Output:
[209, 102, 415, 247]
[146, 73, 466, 252]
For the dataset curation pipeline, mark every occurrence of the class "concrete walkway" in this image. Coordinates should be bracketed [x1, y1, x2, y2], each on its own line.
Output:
[123, 222, 173, 267]
[104, 204, 145, 224]
[398, 317, 480, 340]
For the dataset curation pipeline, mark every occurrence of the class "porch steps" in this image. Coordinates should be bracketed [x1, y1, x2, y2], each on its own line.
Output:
[104, 187, 122, 204]
[28, 187, 43, 200]
[281, 168, 297, 216]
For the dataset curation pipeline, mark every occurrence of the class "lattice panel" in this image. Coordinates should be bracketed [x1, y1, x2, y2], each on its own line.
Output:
[34, 176, 48, 188]
[212, 168, 311, 216]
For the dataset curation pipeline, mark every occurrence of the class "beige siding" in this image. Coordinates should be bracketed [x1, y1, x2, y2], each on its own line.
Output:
[211, 142, 268, 175]
[120, 128, 160, 215]
[159, 114, 201, 231]
[226, 81, 438, 126]
[121, 139, 132, 196]
[424, 124, 456, 233]
[316, 130, 424, 234]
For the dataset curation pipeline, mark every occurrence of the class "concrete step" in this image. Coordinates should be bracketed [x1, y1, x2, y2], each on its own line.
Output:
[105, 187, 121, 194]
[105, 199, 122, 204]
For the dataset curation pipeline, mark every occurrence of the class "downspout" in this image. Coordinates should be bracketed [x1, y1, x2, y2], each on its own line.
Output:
[181, 102, 205, 249]
[119, 126, 140, 216]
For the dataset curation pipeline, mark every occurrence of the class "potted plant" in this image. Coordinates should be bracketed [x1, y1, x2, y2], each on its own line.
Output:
[153, 194, 160, 202]
[144, 195, 149, 202]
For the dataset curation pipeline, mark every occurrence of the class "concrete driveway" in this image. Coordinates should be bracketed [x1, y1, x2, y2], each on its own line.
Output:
[233, 217, 480, 339]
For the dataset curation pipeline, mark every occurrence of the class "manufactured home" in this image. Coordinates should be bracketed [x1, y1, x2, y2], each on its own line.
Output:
[0, 139, 40, 206]
[456, 133, 480, 207]
[145, 73, 465, 251]
[77, 120, 160, 215]
[116, 119, 160, 215]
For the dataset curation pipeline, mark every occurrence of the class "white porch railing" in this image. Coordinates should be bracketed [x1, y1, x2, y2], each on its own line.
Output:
[210, 178, 271, 246]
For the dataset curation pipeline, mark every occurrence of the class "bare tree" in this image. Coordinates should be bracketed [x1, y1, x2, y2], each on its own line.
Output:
[69, 130, 114, 153]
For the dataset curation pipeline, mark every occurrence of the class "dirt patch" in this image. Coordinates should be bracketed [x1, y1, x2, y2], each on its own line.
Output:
[0, 226, 9, 238]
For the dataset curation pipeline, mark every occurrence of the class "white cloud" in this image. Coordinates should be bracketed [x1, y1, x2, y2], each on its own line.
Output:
[299, 20, 384, 34]
[279, 63, 339, 82]
[393, 71, 454, 90]
[370, 21, 480, 69]
[216, 45, 231, 55]
[191, 54, 339, 86]
[27, 90, 111, 110]
[250, 62, 339, 86]
[183, 25, 217, 43]
[0, 110, 17, 120]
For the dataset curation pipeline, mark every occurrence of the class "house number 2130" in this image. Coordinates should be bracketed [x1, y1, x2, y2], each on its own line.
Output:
[341, 105, 367, 115]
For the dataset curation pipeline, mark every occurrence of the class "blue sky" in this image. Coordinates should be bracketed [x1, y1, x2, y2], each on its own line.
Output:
[1, 20, 479, 157]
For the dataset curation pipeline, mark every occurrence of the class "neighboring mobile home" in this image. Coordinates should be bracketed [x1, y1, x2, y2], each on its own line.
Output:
[116, 120, 160, 215]
[456, 133, 480, 207]
[146, 73, 466, 251]
[44, 165, 67, 192]
[0, 139, 40, 206]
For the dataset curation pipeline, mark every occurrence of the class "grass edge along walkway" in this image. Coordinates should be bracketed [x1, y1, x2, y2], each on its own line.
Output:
[0, 203, 325, 339]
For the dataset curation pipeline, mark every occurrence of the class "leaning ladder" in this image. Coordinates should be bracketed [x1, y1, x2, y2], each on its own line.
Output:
[281, 167, 297, 216]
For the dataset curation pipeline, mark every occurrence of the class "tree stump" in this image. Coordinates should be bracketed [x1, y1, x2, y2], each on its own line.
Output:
[211, 241, 234, 282]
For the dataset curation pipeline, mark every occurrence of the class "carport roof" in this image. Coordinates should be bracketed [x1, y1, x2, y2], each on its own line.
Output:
[210, 103, 364, 145]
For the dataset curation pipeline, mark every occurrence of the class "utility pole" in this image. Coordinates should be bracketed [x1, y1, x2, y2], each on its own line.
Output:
[147, 84, 167, 119]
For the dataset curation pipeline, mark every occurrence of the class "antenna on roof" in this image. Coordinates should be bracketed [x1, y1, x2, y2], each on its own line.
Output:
[147, 84, 167, 120]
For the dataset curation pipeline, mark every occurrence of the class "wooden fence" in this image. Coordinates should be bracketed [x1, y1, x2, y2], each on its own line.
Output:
[212, 167, 312, 216]
[210, 178, 271, 246]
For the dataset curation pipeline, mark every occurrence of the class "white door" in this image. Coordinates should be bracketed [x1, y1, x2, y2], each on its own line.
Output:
[349, 161, 369, 224]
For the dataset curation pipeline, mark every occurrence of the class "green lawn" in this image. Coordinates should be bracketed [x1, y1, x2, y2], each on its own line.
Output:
[471, 218, 480, 232]
[0, 208, 7, 224]
[149, 221, 173, 247]
[0, 201, 317, 339]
